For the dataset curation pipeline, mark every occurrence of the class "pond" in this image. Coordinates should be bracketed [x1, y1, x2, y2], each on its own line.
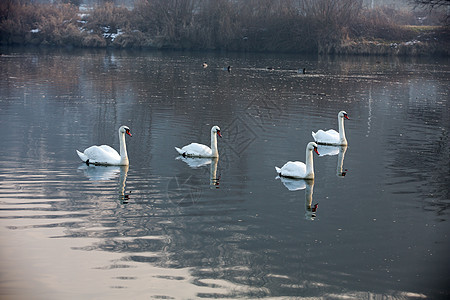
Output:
[0, 47, 449, 299]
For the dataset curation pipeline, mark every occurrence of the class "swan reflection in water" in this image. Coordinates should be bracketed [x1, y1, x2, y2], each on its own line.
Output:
[176, 156, 220, 187]
[317, 145, 348, 177]
[276, 177, 317, 220]
[77, 164, 130, 203]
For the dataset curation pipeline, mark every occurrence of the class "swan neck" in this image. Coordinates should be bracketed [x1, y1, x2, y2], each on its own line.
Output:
[119, 130, 129, 164]
[338, 116, 347, 143]
[211, 131, 219, 157]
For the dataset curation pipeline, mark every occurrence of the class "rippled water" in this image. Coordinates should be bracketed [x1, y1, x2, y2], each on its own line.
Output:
[0, 48, 449, 299]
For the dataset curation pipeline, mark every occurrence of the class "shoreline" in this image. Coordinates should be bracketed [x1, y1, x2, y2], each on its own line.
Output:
[2, 26, 448, 57]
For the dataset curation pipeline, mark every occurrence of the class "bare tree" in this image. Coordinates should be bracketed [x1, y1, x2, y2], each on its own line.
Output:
[412, 0, 450, 25]
[298, 0, 363, 52]
[135, 0, 197, 44]
[194, 0, 239, 49]
[413, 0, 450, 8]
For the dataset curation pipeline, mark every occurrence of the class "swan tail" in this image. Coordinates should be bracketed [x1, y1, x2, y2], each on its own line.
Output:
[175, 147, 184, 155]
[311, 131, 317, 141]
[76, 150, 88, 162]
[275, 166, 281, 174]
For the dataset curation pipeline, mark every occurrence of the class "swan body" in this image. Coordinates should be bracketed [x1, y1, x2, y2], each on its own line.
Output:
[312, 111, 349, 146]
[175, 126, 222, 158]
[76, 125, 132, 166]
[275, 142, 319, 179]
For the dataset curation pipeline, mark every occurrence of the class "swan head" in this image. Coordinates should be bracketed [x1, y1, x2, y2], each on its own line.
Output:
[307, 142, 319, 155]
[339, 111, 349, 120]
[119, 125, 132, 137]
[211, 126, 222, 138]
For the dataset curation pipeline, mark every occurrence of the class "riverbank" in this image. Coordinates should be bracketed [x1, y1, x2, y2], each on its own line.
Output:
[1, 2, 448, 56]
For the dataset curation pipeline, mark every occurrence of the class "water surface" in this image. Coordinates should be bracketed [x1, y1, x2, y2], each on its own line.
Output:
[0, 48, 449, 299]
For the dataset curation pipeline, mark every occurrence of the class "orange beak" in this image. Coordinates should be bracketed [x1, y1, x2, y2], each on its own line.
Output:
[314, 147, 319, 155]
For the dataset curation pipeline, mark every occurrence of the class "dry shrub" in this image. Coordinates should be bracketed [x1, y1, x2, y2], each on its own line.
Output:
[132, 0, 195, 46]
[83, 2, 131, 35]
[82, 34, 107, 47]
[0, 3, 37, 43]
[37, 4, 83, 46]
[191, 0, 240, 50]
[0, 2, 83, 46]
[112, 30, 153, 48]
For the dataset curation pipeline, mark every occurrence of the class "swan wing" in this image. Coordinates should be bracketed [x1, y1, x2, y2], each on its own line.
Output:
[97, 145, 119, 155]
[312, 129, 340, 144]
[176, 143, 212, 157]
[82, 145, 121, 165]
[279, 161, 306, 179]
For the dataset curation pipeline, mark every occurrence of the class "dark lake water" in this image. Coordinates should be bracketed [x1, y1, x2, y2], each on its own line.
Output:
[0, 47, 449, 299]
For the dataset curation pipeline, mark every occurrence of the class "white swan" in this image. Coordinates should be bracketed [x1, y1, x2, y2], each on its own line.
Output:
[175, 126, 222, 158]
[76, 125, 132, 166]
[275, 142, 319, 179]
[312, 111, 349, 145]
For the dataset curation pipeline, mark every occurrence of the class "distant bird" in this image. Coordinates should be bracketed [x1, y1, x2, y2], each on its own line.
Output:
[76, 126, 132, 166]
[202, 62, 208, 68]
[222, 66, 231, 72]
[298, 68, 306, 74]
